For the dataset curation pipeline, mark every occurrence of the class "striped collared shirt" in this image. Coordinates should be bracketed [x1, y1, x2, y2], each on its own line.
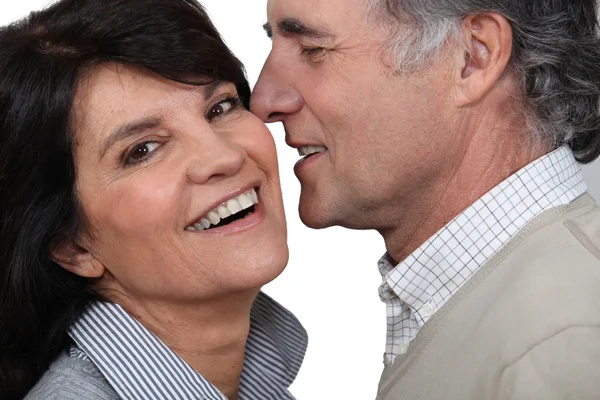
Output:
[68, 291, 307, 400]
[378, 146, 588, 365]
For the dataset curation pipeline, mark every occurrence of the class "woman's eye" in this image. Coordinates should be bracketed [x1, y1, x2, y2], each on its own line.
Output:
[125, 141, 160, 166]
[207, 96, 241, 122]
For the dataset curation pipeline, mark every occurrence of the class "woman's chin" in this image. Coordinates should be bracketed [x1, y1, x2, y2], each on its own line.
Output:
[233, 244, 289, 290]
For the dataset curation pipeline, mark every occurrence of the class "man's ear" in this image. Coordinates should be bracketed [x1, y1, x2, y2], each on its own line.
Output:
[51, 239, 105, 278]
[455, 13, 513, 107]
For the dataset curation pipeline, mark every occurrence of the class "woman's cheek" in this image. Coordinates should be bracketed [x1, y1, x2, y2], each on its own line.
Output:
[97, 175, 182, 235]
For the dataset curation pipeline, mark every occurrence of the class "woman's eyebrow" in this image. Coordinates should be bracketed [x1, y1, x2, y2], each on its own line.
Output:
[99, 81, 227, 159]
[100, 116, 163, 159]
[203, 80, 225, 101]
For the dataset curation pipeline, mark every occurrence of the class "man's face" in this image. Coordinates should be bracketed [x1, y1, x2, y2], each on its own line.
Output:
[251, 0, 461, 231]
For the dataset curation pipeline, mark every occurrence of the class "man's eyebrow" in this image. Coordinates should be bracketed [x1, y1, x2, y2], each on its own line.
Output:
[263, 18, 332, 40]
[100, 116, 163, 159]
[263, 22, 273, 38]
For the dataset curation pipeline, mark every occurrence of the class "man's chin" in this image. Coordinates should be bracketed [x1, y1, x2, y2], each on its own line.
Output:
[298, 199, 373, 231]
[298, 203, 335, 230]
[298, 211, 331, 229]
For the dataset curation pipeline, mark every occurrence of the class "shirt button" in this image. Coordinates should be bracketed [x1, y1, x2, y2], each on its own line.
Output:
[397, 343, 409, 355]
[420, 302, 436, 317]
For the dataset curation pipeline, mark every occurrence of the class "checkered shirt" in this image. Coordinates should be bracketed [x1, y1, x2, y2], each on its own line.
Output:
[378, 146, 588, 366]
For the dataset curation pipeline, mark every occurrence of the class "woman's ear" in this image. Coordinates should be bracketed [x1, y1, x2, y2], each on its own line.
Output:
[51, 239, 105, 278]
[454, 13, 513, 107]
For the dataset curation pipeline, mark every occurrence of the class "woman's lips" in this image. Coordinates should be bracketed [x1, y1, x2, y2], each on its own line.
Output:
[186, 188, 258, 232]
[185, 187, 265, 234]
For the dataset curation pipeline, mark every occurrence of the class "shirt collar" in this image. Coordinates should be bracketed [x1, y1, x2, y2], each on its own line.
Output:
[379, 146, 587, 317]
[68, 291, 307, 400]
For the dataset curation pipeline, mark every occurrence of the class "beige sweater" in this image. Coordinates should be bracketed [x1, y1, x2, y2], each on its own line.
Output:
[377, 194, 600, 400]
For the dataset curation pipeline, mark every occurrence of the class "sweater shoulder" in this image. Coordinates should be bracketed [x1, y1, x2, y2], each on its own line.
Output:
[468, 198, 600, 358]
[499, 198, 600, 290]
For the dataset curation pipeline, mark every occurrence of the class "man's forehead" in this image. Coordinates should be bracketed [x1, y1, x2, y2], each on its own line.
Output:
[267, 0, 331, 14]
[266, 0, 364, 36]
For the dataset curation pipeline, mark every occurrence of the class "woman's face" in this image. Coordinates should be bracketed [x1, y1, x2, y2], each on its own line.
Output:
[70, 64, 288, 302]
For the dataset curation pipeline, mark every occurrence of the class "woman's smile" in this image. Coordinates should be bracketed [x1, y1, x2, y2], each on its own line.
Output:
[185, 186, 266, 234]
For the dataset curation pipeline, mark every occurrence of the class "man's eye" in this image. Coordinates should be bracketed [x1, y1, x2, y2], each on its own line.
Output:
[207, 96, 241, 122]
[125, 141, 160, 166]
[301, 47, 326, 58]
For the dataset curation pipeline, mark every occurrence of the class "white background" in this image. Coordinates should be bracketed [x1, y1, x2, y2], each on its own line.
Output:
[3, 2, 600, 399]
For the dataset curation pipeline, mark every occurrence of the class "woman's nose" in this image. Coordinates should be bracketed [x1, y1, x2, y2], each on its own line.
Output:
[186, 137, 247, 185]
[250, 55, 304, 122]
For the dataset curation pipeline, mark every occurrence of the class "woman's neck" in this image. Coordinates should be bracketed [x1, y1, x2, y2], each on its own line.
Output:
[112, 289, 259, 400]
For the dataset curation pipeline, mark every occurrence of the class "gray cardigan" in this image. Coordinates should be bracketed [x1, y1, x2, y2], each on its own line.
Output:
[25, 350, 119, 400]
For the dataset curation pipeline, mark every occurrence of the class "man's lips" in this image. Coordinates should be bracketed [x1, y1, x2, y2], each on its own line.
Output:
[294, 149, 327, 176]
[297, 145, 327, 158]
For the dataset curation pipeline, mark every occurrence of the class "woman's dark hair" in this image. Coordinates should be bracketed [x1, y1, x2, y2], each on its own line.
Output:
[0, 1, 250, 398]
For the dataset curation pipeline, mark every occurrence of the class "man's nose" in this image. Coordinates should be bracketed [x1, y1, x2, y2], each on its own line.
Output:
[250, 55, 303, 123]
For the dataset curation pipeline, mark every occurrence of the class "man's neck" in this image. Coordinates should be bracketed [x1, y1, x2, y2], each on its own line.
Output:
[111, 289, 259, 400]
[382, 126, 547, 264]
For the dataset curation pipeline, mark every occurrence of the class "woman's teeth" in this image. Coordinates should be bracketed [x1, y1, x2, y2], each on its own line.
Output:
[298, 145, 326, 157]
[186, 188, 259, 232]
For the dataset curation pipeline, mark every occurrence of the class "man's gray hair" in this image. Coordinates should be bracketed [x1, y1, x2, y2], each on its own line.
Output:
[367, 0, 600, 163]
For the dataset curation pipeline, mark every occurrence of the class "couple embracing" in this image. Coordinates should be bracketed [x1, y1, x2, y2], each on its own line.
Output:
[2, 0, 600, 399]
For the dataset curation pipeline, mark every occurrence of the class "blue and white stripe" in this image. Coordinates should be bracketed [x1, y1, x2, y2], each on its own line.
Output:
[68, 292, 307, 400]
